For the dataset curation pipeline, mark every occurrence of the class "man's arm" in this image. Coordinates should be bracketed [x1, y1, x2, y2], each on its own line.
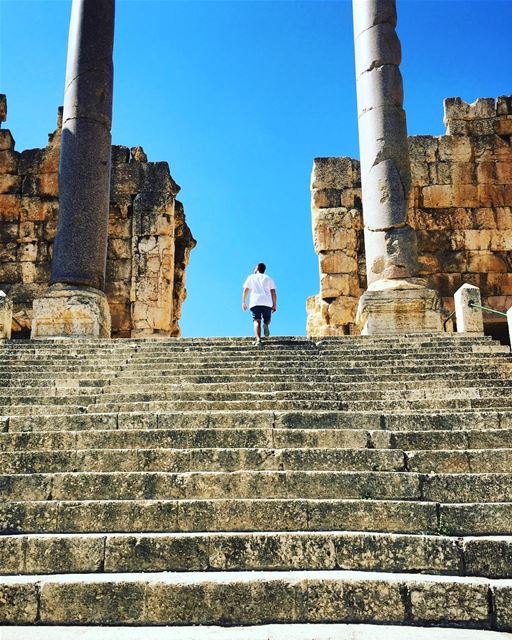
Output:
[242, 288, 249, 311]
[271, 289, 277, 312]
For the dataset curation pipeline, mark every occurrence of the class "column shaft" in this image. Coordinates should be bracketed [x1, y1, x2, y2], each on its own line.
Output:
[353, 0, 419, 284]
[50, 0, 115, 290]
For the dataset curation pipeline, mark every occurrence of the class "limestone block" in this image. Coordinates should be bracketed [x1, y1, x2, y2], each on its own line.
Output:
[422, 185, 455, 208]
[487, 273, 512, 295]
[31, 284, 111, 338]
[141, 162, 180, 196]
[409, 136, 438, 163]
[489, 230, 512, 251]
[496, 207, 512, 229]
[497, 96, 512, 116]
[437, 136, 472, 162]
[364, 225, 419, 284]
[0, 291, 12, 339]
[320, 273, 362, 299]
[0, 149, 18, 174]
[110, 162, 143, 197]
[463, 230, 492, 251]
[472, 207, 496, 229]
[327, 296, 359, 326]
[454, 283, 484, 334]
[311, 188, 341, 209]
[467, 251, 508, 273]
[0, 173, 20, 194]
[111, 145, 130, 164]
[17, 241, 38, 262]
[311, 157, 354, 190]
[108, 238, 132, 260]
[496, 162, 512, 184]
[340, 188, 362, 208]
[314, 215, 358, 253]
[21, 172, 59, 198]
[131, 146, 148, 162]
[355, 23, 401, 78]
[319, 251, 358, 275]
[495, 117, 512, 136]
[356, 282, 442, 335]
[105, 281, 131, 304]
[0, 194, 20, 221]
[0, 129, 14, 151]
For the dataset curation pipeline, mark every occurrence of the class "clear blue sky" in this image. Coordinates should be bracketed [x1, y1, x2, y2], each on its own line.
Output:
[1, 0, 511, 337]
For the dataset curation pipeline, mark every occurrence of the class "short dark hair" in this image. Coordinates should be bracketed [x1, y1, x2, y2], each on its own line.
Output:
[256, 263, 266, 273]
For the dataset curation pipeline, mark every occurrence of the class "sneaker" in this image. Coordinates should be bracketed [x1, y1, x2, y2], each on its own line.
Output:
[253, 338, 262, 347]
[263, 323, 270, 338]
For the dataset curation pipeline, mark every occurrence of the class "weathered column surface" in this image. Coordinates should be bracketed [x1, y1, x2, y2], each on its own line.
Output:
[32, 0, 114, 338]
[353, 0, 441, 334]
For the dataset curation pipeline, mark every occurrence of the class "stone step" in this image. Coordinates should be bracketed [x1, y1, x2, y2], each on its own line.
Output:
[1, 370, 509, 388]
[4, 410, 512, 434]
[5, 385, 512, 405]
[0, 470, 423, 501]
[9, 399, 512, 417]
[2, 427, 511, 454]
[3, 470, 512, 503]
[0, 447, 405, 474]
[2, 446, 512, 475]
[6, 377, 512, 395]
[391, 429, 512, 450]
[0, 531, 510, 578]
[0, 569, 508, 628]
[3, 498, 511, 535]
[0, 624, 510, 640]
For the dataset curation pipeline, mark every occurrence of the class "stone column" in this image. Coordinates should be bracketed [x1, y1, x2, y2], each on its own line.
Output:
[31, 0, 114, 339]
[353, 0, 441, 334]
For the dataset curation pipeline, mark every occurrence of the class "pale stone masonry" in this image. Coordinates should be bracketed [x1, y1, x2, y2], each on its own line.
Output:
[308, 96, 512, 337]
[0, 96, 196, 337]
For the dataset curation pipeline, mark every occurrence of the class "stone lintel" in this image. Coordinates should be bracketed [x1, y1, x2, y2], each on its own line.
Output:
[356, 280, 442, 335]
[31, 284, 111, 339]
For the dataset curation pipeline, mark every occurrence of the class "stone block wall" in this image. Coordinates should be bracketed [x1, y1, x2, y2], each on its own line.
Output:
[308, 96, 512, 337]
[0, 95, 196, 337]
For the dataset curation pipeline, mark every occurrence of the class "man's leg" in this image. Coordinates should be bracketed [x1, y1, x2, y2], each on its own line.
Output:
[263, 307, 271, 337]
[254, 319, 261, 340]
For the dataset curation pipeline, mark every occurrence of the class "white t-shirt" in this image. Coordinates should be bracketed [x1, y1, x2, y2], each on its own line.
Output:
[243, 273, 276, 308]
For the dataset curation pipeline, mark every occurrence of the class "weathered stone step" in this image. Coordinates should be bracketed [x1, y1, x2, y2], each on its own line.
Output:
[406, 449, 512, 473]
[4, 410, 512, 434]
[6, 378, 512, 396]
[2, 369, 510, 388]
[4, 470, 512, 503]
[0, 426, 385, 451]
[3, 446, 512, 475]
[0, 470, 422, 501]
[0, 447, 405, 474]
[1, 531, 510, 578]
[0, 569, 507, 628]
[0, 624, 509, 640]
[391, 429, 512, 450]
[4, 498, 512, 535]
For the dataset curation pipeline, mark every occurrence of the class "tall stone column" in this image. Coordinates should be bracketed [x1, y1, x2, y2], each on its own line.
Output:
[353, 0, 441, 334]
[32, 0, 114, 339]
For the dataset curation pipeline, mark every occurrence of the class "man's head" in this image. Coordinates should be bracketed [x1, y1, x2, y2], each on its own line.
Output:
[255, 263, 266, 274]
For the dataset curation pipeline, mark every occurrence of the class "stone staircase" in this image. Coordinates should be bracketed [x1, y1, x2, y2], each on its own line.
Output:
[1, 334, 512, 637]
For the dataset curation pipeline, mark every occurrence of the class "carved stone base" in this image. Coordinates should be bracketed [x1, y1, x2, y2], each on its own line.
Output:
[356, 279, 442, 335]
[0, 292, 12, 339]
[31, 284, 111, 339]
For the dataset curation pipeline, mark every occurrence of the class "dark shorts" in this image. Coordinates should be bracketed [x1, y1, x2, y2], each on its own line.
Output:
[250, 305, 272, 323]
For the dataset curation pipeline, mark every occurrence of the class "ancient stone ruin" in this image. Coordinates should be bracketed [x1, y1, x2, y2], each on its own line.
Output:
[0, 94, 196, 338]
[308, 96, 512, 339]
